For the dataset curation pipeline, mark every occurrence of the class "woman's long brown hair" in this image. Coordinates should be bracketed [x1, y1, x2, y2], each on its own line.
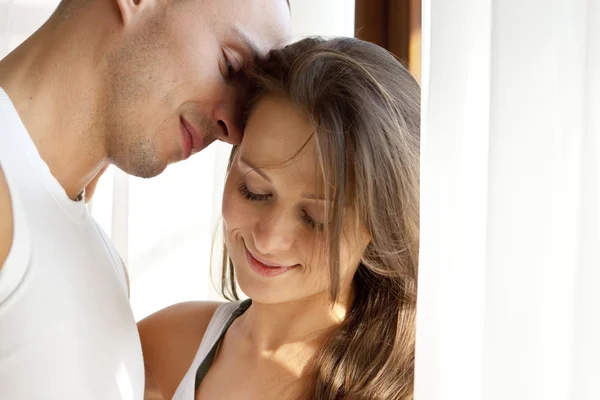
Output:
[219, 37, 420, 400]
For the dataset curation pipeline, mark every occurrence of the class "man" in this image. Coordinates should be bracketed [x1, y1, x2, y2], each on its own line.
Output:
[0, 0, 290, 398]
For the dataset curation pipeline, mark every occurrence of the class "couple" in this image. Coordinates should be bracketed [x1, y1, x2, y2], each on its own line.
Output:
[0, 1, 419, 399]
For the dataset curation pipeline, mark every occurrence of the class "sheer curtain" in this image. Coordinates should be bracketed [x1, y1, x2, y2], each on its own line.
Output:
[416, 1, 600, 399]
[0, 0, 356, 321]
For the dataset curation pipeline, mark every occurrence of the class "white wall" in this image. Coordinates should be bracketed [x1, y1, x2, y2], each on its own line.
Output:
[0, 1, 57, 57]
[289, 0, 355, 39]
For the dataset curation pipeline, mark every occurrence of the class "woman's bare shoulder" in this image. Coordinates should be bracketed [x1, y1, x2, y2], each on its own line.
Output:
[138, 301, 223, 399]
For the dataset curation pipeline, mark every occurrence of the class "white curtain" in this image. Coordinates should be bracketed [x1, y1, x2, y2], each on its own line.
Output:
[416, 1, 600, 399]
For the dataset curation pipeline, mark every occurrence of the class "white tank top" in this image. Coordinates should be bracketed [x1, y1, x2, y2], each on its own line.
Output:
[0, 88, 144, 399]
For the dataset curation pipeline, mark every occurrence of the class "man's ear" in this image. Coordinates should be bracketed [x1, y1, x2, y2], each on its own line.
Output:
[115, 0, 155, 26]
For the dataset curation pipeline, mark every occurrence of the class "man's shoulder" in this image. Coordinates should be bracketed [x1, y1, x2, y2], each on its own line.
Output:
[138, 301, 223, 398]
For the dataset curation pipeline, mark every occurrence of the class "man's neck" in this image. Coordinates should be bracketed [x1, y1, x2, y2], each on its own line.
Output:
[0, 14, 109, 200]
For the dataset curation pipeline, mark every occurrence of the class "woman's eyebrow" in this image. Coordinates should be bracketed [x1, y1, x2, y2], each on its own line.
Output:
[302, 193, 326, 201]
[239, 156, 272, 183]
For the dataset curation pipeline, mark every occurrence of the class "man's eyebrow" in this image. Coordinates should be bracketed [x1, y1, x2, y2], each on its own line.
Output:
[231, 26, 262, 60]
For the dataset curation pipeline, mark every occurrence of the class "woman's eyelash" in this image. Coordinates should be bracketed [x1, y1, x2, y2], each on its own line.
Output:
[238, 181, 324, 230]
[302, 211, 324, 231]
[237, 182, 270, 201]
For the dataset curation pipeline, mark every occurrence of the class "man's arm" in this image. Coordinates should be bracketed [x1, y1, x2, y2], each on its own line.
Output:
[0, 167, 13, 271]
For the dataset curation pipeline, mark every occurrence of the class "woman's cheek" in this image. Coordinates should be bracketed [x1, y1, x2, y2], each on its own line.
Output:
[222, 188, 257, 235]
[297, 236, 327, 272]
[222, 178, 241, 228]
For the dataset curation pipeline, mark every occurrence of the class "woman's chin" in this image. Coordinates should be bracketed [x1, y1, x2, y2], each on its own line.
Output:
[234, 268, 298, 305]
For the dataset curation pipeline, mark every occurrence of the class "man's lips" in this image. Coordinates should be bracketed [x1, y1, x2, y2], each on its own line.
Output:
[181, 116, 213, 158]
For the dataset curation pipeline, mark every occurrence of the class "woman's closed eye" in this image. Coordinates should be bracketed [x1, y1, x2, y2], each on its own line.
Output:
[237, 181, 270, 201]
[301, 211, 324, 231]
[237, 181, 325, 231]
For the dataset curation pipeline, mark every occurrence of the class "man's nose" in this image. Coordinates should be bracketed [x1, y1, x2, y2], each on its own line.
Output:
[212, 79, 250, 145]
[213, 107, 243, 145]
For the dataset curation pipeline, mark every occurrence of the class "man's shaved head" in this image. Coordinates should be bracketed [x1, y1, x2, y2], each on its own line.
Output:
[41, 0, 290, 178]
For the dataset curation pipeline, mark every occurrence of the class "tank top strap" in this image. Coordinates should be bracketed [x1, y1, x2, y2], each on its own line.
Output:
[172, 299, 252, 400]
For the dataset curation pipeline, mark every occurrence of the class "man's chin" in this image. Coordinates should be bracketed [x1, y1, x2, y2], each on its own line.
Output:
[116, 159, 168, 179]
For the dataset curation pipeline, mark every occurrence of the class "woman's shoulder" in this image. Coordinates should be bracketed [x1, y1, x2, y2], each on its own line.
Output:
[138, 301, 224, 399]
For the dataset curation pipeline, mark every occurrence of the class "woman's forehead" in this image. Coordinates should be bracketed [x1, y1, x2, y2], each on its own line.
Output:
[242, 97, 315, 166]
[238, 98, 333, 195]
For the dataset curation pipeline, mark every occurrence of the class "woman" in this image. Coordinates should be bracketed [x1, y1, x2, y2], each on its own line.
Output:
[139, 37, 420, 400]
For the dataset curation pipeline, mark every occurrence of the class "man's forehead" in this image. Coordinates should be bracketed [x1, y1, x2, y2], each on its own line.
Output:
[229, 26, 262, 59]
[225, 0, 291, 55]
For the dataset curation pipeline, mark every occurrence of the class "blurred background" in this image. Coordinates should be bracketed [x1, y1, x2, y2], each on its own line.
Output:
[0, 0, 421, 321]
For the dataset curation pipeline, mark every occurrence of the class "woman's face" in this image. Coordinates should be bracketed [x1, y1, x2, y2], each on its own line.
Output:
[222, 96, 370, 304]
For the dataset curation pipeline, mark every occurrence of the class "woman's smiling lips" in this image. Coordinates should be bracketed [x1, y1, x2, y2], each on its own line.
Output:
[245, 246, 297, 278]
